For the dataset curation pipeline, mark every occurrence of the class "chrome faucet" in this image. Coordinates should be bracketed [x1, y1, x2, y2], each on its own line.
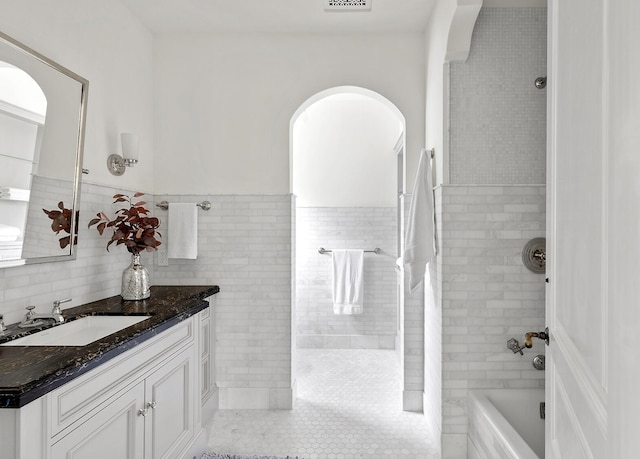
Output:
[19, 298, 71, 328]
[52, 298, 71, 321]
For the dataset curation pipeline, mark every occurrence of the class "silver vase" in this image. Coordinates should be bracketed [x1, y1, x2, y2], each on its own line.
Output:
[121, 252, 151, 300]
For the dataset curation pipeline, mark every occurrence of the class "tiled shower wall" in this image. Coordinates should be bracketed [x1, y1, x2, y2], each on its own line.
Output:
[439, 185, 546, 446]
[440, 185, 545, 452]
[449, 7, 547, 184]
[295, 207, 397, 350]
[440, 7, 548, 457]
[153, 194, 294, 409]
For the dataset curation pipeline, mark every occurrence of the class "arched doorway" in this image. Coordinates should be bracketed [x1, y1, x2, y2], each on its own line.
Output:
[290, 86, 406, 405]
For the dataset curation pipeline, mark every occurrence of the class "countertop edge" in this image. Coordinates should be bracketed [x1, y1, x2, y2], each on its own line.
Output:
[0, 285, 219, 408]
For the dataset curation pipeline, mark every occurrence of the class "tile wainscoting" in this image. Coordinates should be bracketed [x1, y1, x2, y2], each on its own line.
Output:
[295, 207, 397, 350]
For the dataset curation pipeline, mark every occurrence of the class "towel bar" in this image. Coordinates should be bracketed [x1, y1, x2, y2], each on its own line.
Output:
[318, 247, 381, 255]
[155, 200, 211, 211]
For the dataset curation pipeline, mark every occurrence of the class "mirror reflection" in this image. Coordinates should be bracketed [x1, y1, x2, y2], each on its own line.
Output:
[0, 32, 88, 266]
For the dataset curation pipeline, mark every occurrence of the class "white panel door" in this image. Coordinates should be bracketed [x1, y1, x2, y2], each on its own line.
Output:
[546, 0, 607, 457]
[605, 0, 640, 458]
[548, 0, 640, 457]
[144, 347, 195, 459]
[50, 382, 145, 459]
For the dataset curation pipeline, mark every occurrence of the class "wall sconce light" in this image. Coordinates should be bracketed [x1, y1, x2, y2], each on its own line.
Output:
[107, 133, 140, 176]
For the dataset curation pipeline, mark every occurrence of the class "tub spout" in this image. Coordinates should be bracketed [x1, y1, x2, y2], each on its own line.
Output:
[524, 329, 549, 348]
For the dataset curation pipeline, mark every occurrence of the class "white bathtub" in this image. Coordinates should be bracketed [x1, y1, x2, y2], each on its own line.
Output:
[468, 388, 545, 459]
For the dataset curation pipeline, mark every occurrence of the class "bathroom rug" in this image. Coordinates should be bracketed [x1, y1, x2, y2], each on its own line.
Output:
[200, 453, 300, 459]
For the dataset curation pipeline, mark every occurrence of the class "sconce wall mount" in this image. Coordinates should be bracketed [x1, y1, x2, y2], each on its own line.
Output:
[107, 133, 139, 176]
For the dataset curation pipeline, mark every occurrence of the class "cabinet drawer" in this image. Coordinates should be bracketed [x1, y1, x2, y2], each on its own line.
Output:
[48, 317, 195, 438]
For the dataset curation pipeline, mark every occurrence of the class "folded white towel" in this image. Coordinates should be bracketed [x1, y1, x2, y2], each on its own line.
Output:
[0, 224, 21, 242]
[332, 249, 364, 315]
[0, 187, 30, 201]
[403, 149, 436, 293]
[167, 203, 198, 259]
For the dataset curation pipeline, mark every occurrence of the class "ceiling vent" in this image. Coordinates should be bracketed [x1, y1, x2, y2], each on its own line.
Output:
[323, 0, 372, 12]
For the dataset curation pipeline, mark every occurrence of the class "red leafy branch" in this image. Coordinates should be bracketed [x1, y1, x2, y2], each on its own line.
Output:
[42, 201, 78, 249]
[88, 192, 161, 254]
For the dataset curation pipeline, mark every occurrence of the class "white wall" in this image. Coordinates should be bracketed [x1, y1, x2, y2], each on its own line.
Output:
[424, 0, 457, 187]
[0, 0, 155, 193]
[0, 1, 155, 322]
[293, 93, 401, 208]
[422, 0, 459, 448]
[152, 32, 425, 195]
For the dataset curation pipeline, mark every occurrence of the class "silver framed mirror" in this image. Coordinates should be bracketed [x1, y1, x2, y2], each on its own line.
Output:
[0, 31, 88, 267]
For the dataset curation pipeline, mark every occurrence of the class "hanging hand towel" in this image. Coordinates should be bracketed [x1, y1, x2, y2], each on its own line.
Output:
[332, 249, 364, 315]
[167, 203, 198, 259]
[403, 148, 436, 293]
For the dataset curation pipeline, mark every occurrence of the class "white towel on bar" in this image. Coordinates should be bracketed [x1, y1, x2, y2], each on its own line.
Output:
[403, 148, 436, 293]
[167, 203, 198, 259]
[332, 249, 364, 315]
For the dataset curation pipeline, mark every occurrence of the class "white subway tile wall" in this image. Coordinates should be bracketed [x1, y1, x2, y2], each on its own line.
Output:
[0, 183, 138, 325]
[402, 196, 425, 410]
[449, 8, 547, 185]
[439, 185, 546, 441]
[295, 207, 397, 349]
[153, 194, 295, 409]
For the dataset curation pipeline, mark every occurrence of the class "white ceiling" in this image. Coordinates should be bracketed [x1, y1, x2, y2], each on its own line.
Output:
[119, 0, 547, 35]
[119, 0, 439, 34]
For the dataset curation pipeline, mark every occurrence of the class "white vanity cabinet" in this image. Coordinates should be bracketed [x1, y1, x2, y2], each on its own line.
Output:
[0, 302, 216, 459]
[50, 380, 146, 459]
[51, 346, 195, 459]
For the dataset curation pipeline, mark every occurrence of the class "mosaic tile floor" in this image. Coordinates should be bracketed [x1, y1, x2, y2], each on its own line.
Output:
[205, 349, 439, 459]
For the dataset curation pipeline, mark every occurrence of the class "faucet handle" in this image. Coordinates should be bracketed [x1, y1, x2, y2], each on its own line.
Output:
[25, 305, 36, 319]
[507, 338, 524, 355]
[52, 298, 72, 313]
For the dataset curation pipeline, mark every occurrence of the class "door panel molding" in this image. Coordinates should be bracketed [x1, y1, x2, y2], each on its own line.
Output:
[554, 370, 593, 459]
[553, 324, 607, 433]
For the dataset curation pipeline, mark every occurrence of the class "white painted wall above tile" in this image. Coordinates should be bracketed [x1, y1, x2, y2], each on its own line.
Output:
[152, 33, 426, 195]
[292, 93, 401, 207]
[0, 0, 155, 192]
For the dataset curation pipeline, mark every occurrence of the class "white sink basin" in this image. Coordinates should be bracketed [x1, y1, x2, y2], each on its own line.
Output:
[1, 316, 150, 347]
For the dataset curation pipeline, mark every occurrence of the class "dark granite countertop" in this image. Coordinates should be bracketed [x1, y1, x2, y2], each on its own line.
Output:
[0, 285, 219, 408]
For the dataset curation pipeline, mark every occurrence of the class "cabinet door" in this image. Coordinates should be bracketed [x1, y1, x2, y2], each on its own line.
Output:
[50, 382, 145, 459]
[144, 347, 195, 459]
